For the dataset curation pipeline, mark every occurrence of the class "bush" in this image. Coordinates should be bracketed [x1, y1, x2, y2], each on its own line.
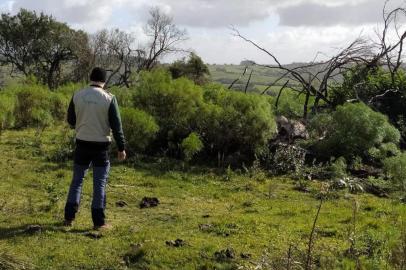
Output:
[14, 86, 54, 129]
[383, 153, 406, 191]
[121, 107, 159, 154]
[311, 103, 400, 161]
[329, 157, 347, 179]
[0, 94, 15, 132]
[181, 132, 203, 162]
[198, 84, 277, 162]
[133, 69, 203, 150]
[132, 71, 277, 164]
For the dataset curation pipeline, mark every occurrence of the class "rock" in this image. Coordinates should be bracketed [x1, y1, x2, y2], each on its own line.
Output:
[116, 200, 128, 207]
[240, 253, 252, 259]
[214, 248, 235, 261]
[84, 232, 102, 239]
[139, 197, 160, 208]
[24, 225, 42, 234]
[165, 239, 185, 247]
[198, 223, 214, 232]
[333, 179, 347, 190]
[276, 116, 309, 142]
[202, 214, 210, 218]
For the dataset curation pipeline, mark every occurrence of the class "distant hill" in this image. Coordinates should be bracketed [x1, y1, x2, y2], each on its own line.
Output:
[207, 63, 330, 94]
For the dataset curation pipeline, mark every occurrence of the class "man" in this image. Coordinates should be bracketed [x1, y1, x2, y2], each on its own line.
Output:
[64, 67, 126, 230]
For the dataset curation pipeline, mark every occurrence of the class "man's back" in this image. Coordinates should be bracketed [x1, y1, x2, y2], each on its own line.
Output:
[73, 86, 113, 143]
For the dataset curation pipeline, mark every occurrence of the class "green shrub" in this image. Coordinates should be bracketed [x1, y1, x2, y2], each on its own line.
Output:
[49, 93, 69, 122]
[130, 70, 277, 164]
[199, 84, 277, 162]
[181, 132, 203, 162]
[311, 103, 400, 161]
[329, 157, 347, 179]
[121, 107, 159, 154]
[0, 94, 15, 132]
[133, 69, 203, 147]
[14, 86, 54, 129]
[383, 153, 406, 191]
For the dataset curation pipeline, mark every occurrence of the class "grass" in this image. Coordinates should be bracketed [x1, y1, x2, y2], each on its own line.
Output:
[0, 127, 405, 269]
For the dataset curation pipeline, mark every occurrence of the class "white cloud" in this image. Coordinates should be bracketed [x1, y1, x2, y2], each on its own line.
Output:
[4, 0, 405, 64]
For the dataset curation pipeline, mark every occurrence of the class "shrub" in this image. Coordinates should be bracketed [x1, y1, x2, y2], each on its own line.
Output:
[0, 94, 15, 132]
[181, 132, 203, 162]
[329, 157, 347, 179]
[14, 86, 54, 129]
[121, 108, 159, 154]
[198, 84, 277, 162]
[383, 153, 406, 191]
[133, 69, 203, 150]
[311, 103, 400, 161]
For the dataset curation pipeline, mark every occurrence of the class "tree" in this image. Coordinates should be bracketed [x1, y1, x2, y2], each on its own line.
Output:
[91, 28, 135, 87]
[232, 1, 406, 119]
[138, 7, 188, 71]
[91, 7, 188, 88]
[0, 9, 90, 89]
[169, 52, 210, 85]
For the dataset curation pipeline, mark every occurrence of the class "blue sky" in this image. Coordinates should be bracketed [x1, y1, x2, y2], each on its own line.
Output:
[0, 0, 404, 64]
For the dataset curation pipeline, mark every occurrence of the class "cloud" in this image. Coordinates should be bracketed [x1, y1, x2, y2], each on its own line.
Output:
[278, 0, 404, 26]
[10, 0, 126, 31]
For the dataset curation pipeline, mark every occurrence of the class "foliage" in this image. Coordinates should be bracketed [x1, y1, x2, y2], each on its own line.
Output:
[120, 107, 159, 154]
[14, 86, 54, 129]
[0, 9, 90, 88]
[311, 102, 400, 161]
[181, 132, 203, 162]
[329, 157, 347, 179]
[330, 67, 406, 138]
[263, 143, 306, 176]
[198, 83, 277, 164]
[169, 52, 210, 85]
[0, 94, 15, 132]
[133, 70, 277, 163]
[383, 153, 406, 191]
[133, 69, 203, 154]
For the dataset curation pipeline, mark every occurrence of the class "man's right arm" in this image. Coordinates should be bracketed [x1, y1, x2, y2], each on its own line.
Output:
[67, 97, 76, 128]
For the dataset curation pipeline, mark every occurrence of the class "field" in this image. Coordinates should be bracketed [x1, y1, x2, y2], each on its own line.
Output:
[1, 127, 405, 270]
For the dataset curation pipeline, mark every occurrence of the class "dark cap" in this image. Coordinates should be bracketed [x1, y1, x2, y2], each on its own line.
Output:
[90, 67, 107, 82]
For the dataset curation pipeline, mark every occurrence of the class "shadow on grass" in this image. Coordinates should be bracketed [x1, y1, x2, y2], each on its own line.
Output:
[0, 222, 93, 240]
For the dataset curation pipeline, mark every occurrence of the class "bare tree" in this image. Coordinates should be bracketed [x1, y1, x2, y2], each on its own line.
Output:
[138, 7, 188, 71]
[91, 7, 188, 88]
[232, 1, 406, 119]
[91, 29, 135, 87]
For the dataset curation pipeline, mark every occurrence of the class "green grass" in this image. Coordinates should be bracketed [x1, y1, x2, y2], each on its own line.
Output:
[0, 127, 405, 269]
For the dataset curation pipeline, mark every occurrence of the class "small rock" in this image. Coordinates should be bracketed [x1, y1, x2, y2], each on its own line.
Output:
[84, 232, 102, 239]
[198, 223, 213, 232]
[139, 197, 160, 208]
[202, 214, 210, 218]
[165, 239, 185, 247]
[24, 225, 42, 234]
[240, 253, 252, 259]
[214, 248, 235, 261]
[116, 200, 128, 207]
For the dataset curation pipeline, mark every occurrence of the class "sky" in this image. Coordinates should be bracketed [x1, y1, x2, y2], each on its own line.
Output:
[0, 0, 404, 64]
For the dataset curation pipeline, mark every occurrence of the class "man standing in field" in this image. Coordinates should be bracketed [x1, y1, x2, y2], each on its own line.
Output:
[64, 67, 126, 230]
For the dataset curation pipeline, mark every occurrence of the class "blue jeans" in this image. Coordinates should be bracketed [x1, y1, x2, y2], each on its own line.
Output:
[65, 141, 110, 226]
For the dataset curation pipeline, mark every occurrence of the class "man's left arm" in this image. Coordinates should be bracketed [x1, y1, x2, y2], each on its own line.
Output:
[108, 96, 125, 152]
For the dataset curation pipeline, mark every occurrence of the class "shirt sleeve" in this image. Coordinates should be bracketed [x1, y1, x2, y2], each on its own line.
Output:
[108, 96, 126, 151]
[67, 96, 76, 128]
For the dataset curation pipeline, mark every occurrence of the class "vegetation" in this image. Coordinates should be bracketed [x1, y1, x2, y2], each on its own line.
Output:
[0, 128, 405, 270]
[0, 2, 406, 269]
